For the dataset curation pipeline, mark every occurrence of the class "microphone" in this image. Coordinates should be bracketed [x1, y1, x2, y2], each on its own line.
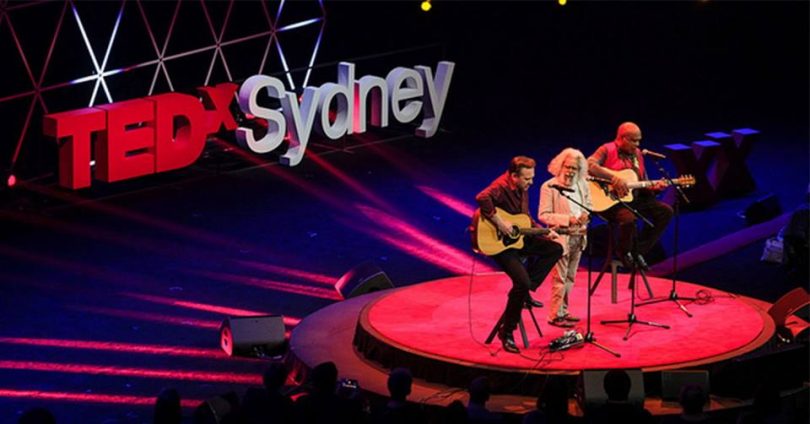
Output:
[549, 184, 575, 193]
[642, 149, 667, 160]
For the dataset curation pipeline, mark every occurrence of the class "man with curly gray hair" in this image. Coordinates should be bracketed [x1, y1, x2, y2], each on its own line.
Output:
[538, 148, 591, 327]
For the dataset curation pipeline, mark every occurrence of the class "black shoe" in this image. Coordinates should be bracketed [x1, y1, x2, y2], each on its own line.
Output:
[525, 297, 544, 308]
[547, 317, 575, 328]
[497, 329, 520, 353]
[562, 314, 581, 322]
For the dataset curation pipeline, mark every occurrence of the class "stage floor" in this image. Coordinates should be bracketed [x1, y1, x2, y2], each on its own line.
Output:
[289, 271, 777, 414]
[357, 272, 770, 370]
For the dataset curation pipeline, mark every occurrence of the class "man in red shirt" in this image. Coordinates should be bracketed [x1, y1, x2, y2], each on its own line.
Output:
[587, 122, 673, 269]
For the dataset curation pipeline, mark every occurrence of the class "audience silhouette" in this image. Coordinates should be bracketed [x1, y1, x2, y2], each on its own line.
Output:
[466, 376, 503, 424]
[589, 370, 654, 424]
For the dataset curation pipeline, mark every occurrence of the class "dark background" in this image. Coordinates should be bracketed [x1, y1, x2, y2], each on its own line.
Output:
[0, 1, 807, 423]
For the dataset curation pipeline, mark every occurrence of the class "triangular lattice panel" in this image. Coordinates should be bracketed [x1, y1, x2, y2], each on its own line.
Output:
[0, 0, 326, 179]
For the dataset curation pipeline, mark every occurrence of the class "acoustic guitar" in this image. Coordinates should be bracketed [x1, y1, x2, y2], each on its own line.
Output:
[588, 169, 695, 212]
[471, 207, 580, 256]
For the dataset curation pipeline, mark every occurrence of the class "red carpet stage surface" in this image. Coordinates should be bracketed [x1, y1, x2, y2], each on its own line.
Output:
[291, 271, 782, 413]
[357, 272, 768, 370]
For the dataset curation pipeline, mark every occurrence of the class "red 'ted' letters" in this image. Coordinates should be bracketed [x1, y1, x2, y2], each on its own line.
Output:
[43, 84, 236, 189]
[43, 108, 106, 189]
[95, 99, 156, 183]
[150, 93, 206, 173]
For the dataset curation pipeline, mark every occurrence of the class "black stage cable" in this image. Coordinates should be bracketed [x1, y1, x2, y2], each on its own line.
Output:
[466, 250, 501, 356]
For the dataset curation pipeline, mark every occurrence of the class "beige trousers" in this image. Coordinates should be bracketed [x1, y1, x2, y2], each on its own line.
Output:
[548, 236, 585, 321]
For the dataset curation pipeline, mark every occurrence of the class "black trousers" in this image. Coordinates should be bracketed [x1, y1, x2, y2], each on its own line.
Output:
[600, 193, 673, 257]
[492, 237, 563, 332]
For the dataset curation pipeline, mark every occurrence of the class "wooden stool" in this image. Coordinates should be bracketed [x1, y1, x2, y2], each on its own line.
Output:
[590, 223, 620, 304]
[485, 301, 543, 348]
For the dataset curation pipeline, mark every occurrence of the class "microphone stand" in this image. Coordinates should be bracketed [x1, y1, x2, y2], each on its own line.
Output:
[599, 194, 669, 340]
[636, 158, 695, 317]
[553, 185, 620, 357]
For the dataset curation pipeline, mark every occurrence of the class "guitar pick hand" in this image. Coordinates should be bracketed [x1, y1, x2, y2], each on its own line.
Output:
[611, 176, 630, 197]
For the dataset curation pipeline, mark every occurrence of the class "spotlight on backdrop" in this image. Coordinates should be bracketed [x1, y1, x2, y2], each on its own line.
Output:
[421, 0, 432, 12]
[559, 0, 567, 5]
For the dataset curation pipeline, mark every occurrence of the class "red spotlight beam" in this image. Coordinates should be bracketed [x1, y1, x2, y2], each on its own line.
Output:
[0, 337, 226, 359]
[355, 205, 495, 273]
[415, 185, 476, 218]
[307, 153, 393, 212]
[0, 389, 203, 408]
[17, 180, 280, 257]
[364, 140, 438, 183]
[207, 138, 347, 210]
[183, 268, 342, 300]
[120, 292, 301, 327]
[0, 210, 220, 264]
[232, 259, 338, 286]
[0, 244, 156, 289]
[0, 360, 262, 384]
[337, 215, 494, 275]
[69, 306, 222, 330]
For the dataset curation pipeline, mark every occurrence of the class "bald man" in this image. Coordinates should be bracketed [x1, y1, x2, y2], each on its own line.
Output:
[587, 122, 672, 269]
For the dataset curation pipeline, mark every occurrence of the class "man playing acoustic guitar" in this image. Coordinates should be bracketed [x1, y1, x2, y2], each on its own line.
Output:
[475, 156, 563, 353]
[587, 122, 673, 269]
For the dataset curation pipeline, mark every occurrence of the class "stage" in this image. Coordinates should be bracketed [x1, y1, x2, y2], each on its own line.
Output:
[0, 1, 807, 422]
[289, 270, 791, 416]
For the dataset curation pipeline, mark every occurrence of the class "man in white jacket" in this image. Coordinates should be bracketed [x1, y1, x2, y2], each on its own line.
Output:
[538, 148, 592, 328]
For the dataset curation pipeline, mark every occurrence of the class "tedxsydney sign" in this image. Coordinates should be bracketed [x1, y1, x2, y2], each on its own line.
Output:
[43, 61, 455, 189]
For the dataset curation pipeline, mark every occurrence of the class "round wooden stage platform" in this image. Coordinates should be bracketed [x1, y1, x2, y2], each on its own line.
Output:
[289, 271, 782, 416]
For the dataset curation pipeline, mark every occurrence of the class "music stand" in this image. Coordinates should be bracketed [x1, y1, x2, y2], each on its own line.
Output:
[599, 196, 670, 340]
[636, 157, 696, 316]
[554, 186, 620, 357]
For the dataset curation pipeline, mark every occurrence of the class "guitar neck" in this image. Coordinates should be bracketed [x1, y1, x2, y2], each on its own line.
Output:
[628, 178, 665, 189]
[519, 227, 550, 236]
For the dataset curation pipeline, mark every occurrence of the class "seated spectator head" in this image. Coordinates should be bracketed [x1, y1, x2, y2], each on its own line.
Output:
[679, 384, 707, 415]
[242, 387, 271, 422]
[538, 376, 569, 416]
[387, 367, 413, 401]
[153, 388, 182, 424]
[468, 376, 491, 406]
[310, 361, 338, 395]
[444, 399, 468, 423]
[18, 407, 56, 424]
[263, 362, 289, 392]
[603, 369, 631, 402]
[752, 379, 782, 416]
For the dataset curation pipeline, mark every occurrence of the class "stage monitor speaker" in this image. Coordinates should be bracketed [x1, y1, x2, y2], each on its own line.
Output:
[740, 193, 782, 225]
[336, 261, 394, 299]
[219, 315, 285, 357]
[577, 369, 645, 412]
[661, 370, 710, 402]
[768, 287, 810, 342]
[712, 342, 808, 398]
